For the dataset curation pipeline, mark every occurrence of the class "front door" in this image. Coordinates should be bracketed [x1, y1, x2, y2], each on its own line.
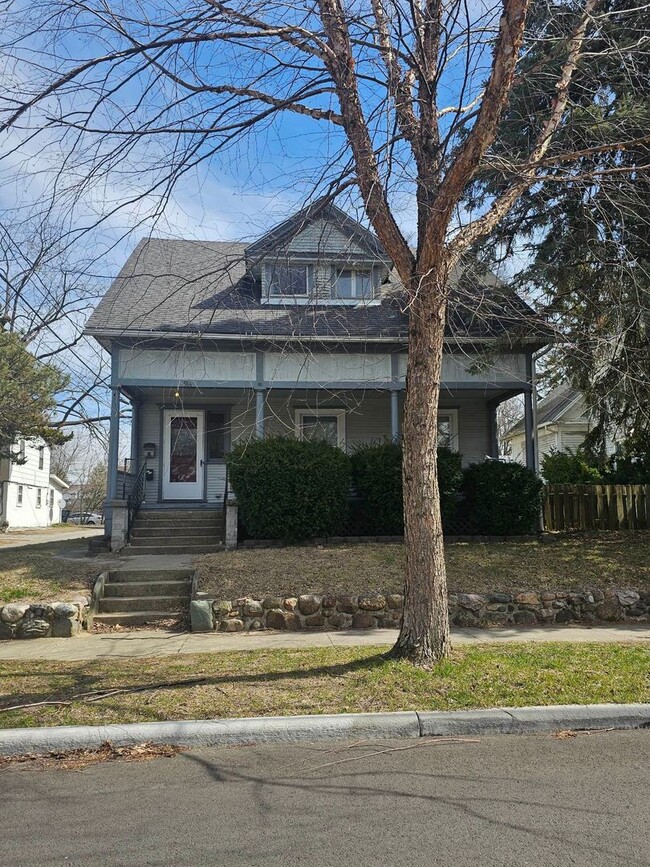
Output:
[162, 410, 205, 500]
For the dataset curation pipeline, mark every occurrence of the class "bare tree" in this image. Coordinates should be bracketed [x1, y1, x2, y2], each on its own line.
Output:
[1, 0, 648, 663]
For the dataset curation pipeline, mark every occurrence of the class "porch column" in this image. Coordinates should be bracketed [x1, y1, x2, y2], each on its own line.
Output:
[487, 399, 500, 459]
[107, 387, 121, 500]
[390, 389, 400, 442]
[524, 352, 537, 471]
[130, 400, 140, 468]
[255, 388, 265, 438]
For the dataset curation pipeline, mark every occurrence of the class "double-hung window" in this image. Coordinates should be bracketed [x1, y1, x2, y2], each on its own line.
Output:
[295, 409, 346, 449]
[16, 485, 23, 507]
[38, 447, 44, 470]
[36, 489, 42, 508]
[267, 264, 310, 298]
[437, 410, 459, 451]
[332, 267, 375, 301]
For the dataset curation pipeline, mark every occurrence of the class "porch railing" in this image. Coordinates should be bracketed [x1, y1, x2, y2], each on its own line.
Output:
[126, 461, 147, 543]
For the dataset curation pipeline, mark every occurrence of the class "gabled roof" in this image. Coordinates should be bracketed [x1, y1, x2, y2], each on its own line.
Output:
[506, 384, 583, 437]
[245, 199, 388, 261]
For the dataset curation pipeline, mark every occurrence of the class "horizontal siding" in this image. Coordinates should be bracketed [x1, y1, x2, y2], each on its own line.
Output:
[206, 463, 227, 504]
[285, 220, 367, 255]
[140, 402, 159, 504]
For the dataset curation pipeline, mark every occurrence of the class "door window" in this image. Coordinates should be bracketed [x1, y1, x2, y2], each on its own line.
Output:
[169, 416, 198, 483]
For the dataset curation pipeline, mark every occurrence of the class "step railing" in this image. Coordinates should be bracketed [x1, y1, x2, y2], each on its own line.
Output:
[126, 462, 148, 543]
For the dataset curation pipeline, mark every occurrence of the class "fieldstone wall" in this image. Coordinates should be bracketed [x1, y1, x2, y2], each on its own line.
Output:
[0, 597, 91, 640]
[191, 588, 649, 633]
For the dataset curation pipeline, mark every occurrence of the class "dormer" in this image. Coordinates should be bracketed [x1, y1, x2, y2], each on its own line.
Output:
[245, 200, 392, 305]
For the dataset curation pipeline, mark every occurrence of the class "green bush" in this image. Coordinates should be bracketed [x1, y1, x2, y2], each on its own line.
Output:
[542, 449, 601, 484]
[603, 453, 650, 484]
[350, 442, 463, 534]
[226, 437, 351, 540]
[461, 460, 542, 535]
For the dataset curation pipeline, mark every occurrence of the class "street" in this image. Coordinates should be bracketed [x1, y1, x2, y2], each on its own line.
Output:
[2, 730, 648, 866]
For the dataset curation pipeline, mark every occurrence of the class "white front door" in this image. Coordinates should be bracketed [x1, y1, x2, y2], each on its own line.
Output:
[162, 410, 205, 500]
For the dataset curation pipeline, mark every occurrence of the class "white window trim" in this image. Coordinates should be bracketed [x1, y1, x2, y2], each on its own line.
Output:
[331, 266, 377, 301]
[38, 447, 45, 470]
[265, 262, 312, 300]
[438, 408, 459, 451]
[16, 485, 23, 507]
[36, 488, 42, 508]
[294, 408, 346, 449]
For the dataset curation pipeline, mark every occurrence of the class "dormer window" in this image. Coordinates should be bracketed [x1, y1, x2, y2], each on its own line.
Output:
[332, 267, 375, 300]
[267, 263, 311, 297]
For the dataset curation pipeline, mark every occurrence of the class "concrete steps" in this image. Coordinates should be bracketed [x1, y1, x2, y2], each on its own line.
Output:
[93, 567, 194, 627]
[128, 509, 223, 556]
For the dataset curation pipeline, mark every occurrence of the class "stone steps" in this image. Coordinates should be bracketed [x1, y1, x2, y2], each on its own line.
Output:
[103, 580, 191, 598]
[93, 568, 194, 626]
[99, 595, 188, 614]
[109, 569, 193, 583]
[129, 509, 223, 555]
[131, 525, 219, 539]
[92, 611, 185, 626]
[127, 543, 223, 556]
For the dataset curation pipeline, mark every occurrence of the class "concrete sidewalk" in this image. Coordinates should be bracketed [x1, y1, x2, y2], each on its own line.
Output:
[0, 623, 647, 661]
[0, 527, 102, 549]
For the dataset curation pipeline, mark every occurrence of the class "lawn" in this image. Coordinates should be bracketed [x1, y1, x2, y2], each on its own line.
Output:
[0, 540, 99, 603]
[0, 643, 647, 729]
[196, 532, 650, 599]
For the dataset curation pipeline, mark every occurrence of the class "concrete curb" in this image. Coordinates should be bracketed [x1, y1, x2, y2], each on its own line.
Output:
[1, 704, 648, 756]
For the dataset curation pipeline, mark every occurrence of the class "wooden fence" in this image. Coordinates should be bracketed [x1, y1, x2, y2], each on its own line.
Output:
[543, 484, 650, 532]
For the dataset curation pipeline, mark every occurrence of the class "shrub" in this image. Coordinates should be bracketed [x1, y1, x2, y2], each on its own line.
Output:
[542, 449, 601, 484]
[226, 437, 351, 540]
[350, 442, 463, 534]
[461, 460, 542, 535]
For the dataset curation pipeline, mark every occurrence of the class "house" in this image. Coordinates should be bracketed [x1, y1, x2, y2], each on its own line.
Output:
[0, 439, 69, 529]
[503, 384, 620, 470]
[84, 201, 548, 551]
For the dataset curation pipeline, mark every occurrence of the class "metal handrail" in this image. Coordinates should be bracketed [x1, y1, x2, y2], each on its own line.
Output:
[126, 461, 147, 543]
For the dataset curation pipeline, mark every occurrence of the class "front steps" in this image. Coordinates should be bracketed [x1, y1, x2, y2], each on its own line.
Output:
[93, 568, 194, 626]
[128, 509, 223, 555]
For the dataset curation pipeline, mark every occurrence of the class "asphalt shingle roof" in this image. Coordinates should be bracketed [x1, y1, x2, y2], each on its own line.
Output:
[85, 237, 547, 343]
[507, 384, 581, 436]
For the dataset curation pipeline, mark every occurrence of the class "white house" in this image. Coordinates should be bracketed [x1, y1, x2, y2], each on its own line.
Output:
[0, 439, 69, 529]
[504, 384, 621, 470]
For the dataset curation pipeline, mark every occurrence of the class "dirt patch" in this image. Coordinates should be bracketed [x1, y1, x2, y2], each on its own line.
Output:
[0, 539, 98, 603]
[195, 533, 650, 599]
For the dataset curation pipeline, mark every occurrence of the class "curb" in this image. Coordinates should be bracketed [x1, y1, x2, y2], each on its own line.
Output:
[0, 704, 648, 756]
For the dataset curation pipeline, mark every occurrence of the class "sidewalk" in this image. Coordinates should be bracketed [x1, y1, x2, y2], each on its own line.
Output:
[0, 527, 102, 549]
[0, 624, 647, 661]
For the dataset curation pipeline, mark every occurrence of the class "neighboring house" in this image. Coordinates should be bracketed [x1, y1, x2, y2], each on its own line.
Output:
[84, 200, 547, 549]
[503, 384, 620, 469]
[0, 439, 69, 529]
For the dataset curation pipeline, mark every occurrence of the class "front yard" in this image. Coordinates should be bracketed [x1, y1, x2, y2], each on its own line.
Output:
[0, 540, 98, 603]
[196, 532, 650, 599]
[1, 643, 647, 730]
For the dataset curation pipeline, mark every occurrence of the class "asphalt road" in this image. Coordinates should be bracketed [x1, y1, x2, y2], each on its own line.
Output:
[2, 731, 649, 866]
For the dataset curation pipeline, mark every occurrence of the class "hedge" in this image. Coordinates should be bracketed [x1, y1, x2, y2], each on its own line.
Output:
[226, 437, 351, 541]
[350, 442, 463, 534]
[461, 460, 542, 535]
[541, 449, 601, 484]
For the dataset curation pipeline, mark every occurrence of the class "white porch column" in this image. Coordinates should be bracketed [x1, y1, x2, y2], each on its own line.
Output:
[107, 387, 121, 500]
[130, 399, 140, 468]
[524, 353, 536, 471]
[255, 388, 265, 438]
[390, 390, 400, 442]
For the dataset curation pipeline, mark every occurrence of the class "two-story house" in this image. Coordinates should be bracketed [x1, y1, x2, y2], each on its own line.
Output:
[0, 439, 69, 529]
[85, 201, 547, 551]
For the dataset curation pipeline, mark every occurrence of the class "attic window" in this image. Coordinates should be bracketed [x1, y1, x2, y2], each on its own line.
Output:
[267, 264, 310, 297]
[332, 267, 375, 300]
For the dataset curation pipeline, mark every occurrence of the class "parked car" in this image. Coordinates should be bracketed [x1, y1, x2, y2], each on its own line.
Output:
[67, 512, 103, 526]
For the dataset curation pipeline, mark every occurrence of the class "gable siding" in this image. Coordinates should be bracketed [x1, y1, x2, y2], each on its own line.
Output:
[285, 219, 368, 256]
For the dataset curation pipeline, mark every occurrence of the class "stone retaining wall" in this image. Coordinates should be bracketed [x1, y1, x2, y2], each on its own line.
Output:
[0, 597, 91, 640]
[191, 588, 649, 633]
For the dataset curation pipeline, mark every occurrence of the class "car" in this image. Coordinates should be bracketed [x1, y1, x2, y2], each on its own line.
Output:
[67, 512, 104, 526]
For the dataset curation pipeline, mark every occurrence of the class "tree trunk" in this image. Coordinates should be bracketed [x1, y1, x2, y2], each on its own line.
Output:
[390, 267, 451, 666]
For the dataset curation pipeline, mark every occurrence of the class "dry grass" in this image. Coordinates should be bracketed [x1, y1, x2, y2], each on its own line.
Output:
[196, 532, 650, 599]
[1, 643, 647, 730]
[0, 540, 98, 603]
[0, 742, 182, 771]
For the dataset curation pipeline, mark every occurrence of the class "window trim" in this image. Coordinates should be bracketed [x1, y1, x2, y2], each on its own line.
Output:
[38, 446, 45, 470]
[36, 488, 42, 508]
[438, 408, 459, 451]
[16, 485, 23, 507]
[331, 266, 376, 301]
[294, 408, 346, 449]
[266, 262, 312, 299]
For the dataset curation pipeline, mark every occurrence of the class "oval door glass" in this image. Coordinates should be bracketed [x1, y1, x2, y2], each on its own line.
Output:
[169, 416, 198, 482]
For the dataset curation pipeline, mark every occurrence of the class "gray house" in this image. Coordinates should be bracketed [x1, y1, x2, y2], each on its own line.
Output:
[85, 201, 546, 551]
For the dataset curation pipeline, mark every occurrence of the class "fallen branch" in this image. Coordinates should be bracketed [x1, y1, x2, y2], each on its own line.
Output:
[0, 676, 219, 713]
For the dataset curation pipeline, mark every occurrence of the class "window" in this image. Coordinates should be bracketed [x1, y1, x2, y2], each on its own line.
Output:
[437, 410, 459, 451]
[16, 485, 23, 506]
[49, 489, 55, 507]
[38, 447, 44, 470]
[36, 489, 42, 508]
[17, 440, 26, 462]
[295, 409, 346, 449]
[332, 267, 375, 300]
[206, 411, 227, 460]
[268, 264, 309, 297]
